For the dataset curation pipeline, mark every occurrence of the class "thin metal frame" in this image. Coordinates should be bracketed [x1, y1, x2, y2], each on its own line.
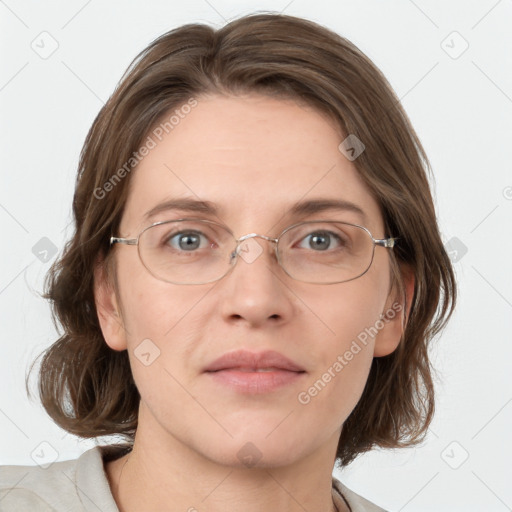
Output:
[110, 218, 397, 285]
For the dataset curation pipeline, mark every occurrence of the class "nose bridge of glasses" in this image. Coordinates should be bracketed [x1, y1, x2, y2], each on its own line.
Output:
[237, 233, 278, 244]
[231, 232, 279, 264]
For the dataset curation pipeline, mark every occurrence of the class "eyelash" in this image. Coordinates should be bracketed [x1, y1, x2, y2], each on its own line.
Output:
[162, 229, 348, 252]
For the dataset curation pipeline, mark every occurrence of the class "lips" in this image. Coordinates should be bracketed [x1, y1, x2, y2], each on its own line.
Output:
[204, 349, 305, 373]
[204, 349, 306, 393]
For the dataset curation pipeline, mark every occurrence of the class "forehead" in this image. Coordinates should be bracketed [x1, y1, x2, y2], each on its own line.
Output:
[121, 94, 383, 235]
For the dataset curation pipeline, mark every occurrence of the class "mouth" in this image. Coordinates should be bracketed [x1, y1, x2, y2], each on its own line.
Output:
[204, 349, 305, 373]
[204, 350, 306, 393]
[205, 368, 306, 393]
[208, 366, 305, 373]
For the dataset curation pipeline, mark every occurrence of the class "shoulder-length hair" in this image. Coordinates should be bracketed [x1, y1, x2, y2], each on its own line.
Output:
[27, 12, 456, 467]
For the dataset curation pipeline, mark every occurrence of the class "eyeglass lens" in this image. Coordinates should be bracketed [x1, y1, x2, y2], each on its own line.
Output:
[137, 219, 376, 285]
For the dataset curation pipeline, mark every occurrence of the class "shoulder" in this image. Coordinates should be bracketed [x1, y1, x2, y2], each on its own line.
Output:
[332, 476, 388, 512]
[0, 444, 127, 512]
[0, 454, 79, 511]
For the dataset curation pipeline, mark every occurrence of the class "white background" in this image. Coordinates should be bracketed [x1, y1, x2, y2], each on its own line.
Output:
[1, 1, 511, 510]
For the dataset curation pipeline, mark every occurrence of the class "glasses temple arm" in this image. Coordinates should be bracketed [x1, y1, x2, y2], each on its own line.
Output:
[375, 237, 398, 248]
[110, 237, 138, 246]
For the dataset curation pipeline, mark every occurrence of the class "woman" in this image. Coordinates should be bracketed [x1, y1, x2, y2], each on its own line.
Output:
[0, 13, 456, 512]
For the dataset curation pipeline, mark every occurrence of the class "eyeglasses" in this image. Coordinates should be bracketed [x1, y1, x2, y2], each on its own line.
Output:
[110, 218, 397, 285]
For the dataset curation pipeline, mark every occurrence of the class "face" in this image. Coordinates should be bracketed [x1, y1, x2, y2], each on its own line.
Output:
[97, 94, 403, 468]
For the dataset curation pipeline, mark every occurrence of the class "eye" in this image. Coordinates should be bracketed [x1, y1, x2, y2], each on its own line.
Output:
[165, 230, 211, 252]
[297, 230, 347, 251]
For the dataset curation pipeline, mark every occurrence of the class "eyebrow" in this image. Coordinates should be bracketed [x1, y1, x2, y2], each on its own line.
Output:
[143, 197, 367, 223]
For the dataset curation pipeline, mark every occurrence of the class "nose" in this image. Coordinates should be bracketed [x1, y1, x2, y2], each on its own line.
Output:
[218, 234, 294, 328]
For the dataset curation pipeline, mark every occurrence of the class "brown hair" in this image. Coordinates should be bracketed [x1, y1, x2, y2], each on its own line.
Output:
[26, 12, 456, 467]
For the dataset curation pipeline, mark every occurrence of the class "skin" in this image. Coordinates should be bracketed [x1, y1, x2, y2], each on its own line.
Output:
[94, 94, 414, 512]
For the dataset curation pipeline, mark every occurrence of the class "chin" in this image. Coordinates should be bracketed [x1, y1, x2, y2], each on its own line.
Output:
[194, 430, 309, 470]
[208, 444, 303, 470]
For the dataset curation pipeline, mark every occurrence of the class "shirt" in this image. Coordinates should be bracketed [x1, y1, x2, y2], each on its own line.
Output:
[0, 445, 386, 511]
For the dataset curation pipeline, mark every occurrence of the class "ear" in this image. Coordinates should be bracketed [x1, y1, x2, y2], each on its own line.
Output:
[373, 263, 415, 357]
[93, 256, 128, 351]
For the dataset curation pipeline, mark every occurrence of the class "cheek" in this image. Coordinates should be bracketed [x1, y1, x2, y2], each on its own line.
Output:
[116, 249, 205, 339]
[297, 342, 373, 430]
[309, 273, 386, 349]
[294, 277, 386, 421]
[115, 257, 211, 390]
